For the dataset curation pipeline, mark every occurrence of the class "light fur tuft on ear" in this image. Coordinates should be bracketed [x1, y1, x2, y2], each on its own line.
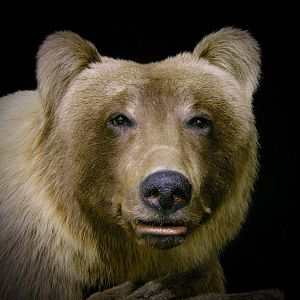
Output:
[193, 27, 261, 99]
[37, 31, 101, 123]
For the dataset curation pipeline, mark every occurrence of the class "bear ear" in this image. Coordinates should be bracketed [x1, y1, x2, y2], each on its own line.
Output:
[193, 27, 261, 99]
[37, 31, 101, 123]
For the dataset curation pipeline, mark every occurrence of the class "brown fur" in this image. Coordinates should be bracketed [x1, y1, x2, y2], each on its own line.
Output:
[0, 28, 260, 299]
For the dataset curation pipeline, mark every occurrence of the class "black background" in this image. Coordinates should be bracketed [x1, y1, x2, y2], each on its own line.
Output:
[0, 2, 297, 299]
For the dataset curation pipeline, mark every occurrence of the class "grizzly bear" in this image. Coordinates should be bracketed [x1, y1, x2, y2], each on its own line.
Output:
[0, 27, 260, 299]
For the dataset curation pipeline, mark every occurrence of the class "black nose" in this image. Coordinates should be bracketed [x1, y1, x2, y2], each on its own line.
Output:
[140, 170, 192, 213]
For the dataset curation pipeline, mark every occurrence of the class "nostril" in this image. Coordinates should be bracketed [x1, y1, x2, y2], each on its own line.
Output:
[173, 194, 188, 208]
[173, 187, 190, 202]
[145, 190, 161, 209]
[140, 170, 192, 213]
[144, 189, 160, 198]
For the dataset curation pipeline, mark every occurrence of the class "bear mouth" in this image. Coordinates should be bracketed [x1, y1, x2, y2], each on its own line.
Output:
[135, 221, 188, 236]
[133, 220, 188, 250]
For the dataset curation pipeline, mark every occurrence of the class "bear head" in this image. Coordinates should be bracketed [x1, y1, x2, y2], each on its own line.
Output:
[37, 28, 260, 250]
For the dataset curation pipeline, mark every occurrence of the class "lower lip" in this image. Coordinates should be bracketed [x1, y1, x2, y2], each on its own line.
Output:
[135, 223, 188, 237]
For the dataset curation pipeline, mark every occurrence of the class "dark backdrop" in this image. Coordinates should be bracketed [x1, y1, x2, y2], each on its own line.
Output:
[0, 2, 297, 299]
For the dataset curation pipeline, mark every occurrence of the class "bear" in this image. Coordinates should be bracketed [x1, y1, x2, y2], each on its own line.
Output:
[0, 27, 260, 300]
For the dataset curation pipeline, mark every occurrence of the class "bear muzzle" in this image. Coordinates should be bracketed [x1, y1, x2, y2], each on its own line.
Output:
[133, 170, 192, 249]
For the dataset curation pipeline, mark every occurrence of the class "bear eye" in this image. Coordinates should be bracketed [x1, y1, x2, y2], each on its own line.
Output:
[110, 114, 132, 127]
[187, 116, 211, 130]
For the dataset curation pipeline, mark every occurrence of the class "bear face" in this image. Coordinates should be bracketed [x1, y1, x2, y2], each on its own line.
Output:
[38, 29, 259, 251]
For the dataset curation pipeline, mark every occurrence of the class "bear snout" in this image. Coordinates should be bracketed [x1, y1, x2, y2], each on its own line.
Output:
[140, 170, 192, 214]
